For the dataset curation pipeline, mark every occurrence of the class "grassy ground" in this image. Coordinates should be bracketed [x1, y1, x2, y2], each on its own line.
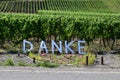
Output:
[29, 52, 96, 67]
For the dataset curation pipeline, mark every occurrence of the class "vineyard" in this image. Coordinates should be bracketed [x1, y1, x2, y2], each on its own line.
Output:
[0, 0, 120, 52]
[0, 0, 120, 13]
[0, 13, 120, 50]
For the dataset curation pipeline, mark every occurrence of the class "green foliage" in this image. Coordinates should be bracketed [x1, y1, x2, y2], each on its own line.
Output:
[17, 61, 28, 66]
[3, 58, 15, 66]
[0, 13, 120, 48]
[1, 0, 120, 13]
[85, 53, 96, 65]
[29, 52, 42, 60]
[36, 61, 59, 68]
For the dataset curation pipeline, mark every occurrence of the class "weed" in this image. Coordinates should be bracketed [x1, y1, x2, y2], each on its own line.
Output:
[3, 58, 15, 66]
[29, 51, 95, 67]
[29, 52, 42, 60]
[17, 61, 28, 66]
[36, 61, 58, 68]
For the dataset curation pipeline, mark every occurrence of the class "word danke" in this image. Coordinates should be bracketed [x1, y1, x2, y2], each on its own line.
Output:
[23, 40, 86, 54]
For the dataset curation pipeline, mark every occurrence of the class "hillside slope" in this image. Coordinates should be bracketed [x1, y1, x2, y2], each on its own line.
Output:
[0, 0, 120, 14]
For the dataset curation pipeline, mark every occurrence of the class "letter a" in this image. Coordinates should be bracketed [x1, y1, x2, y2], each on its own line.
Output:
[39, 41, 48, 53]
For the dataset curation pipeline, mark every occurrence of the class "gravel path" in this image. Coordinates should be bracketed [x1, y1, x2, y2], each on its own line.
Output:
[0, 54, 33, 64]
[94, 53, 120, 69]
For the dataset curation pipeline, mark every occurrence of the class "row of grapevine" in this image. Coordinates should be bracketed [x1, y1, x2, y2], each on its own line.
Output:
[0, 0, 120, 14]
[38, 10, 120, 19]
[0, 0, 48, 13]
[0, 13, 120, 49]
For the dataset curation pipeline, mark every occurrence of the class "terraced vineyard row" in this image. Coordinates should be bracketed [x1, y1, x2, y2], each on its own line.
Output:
[0, 0, 47, 13]
[0, 0, 120, 14]
[38, 10, 120, 19]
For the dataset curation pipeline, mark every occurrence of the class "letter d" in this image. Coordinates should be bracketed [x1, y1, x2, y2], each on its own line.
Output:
[23, 40, 33, 53]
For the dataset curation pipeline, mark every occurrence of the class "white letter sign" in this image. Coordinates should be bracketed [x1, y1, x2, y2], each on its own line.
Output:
[22, 40, 86, 54]
[52, 40, 62, 53]
[78, 40, 85, 54]
[23, 40, 33, 53]
[65, 41, 75, 54]
[39, 41, 48, 53]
